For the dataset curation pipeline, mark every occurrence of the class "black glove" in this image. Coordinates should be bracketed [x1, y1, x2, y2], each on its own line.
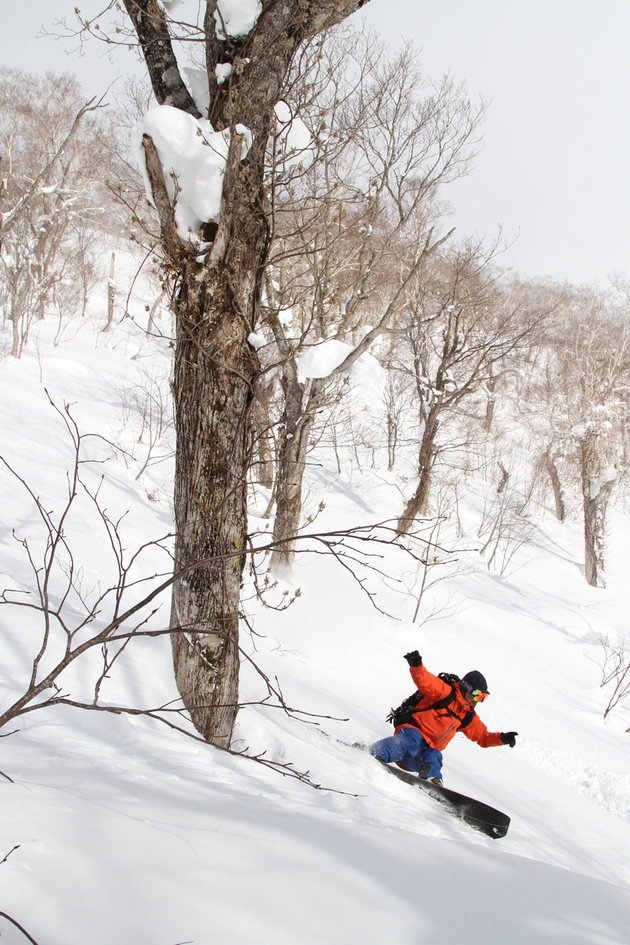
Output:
[404, 651, 422, 667]
[500, 731, 518, 747]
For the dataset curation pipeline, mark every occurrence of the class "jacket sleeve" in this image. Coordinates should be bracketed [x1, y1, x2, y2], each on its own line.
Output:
[462, 712, 505, 748]
[409, 664, 452, 703]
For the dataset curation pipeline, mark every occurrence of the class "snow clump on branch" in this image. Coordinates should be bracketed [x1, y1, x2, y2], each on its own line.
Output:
[159, 0, 184, 12]
[214, 0, 262, 39]
[297, 339, 386, 404]
[182, 68, 211, 114]
[271, 101, 312, 169]
[590, 466, 617, 500]
[132, 105, 252, 244]
[215, 63, 234, 86]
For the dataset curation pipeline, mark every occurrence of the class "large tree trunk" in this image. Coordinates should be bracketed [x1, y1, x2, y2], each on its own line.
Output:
[397, 410, 440, 535]
[140, 127, 264, 747]
[125, 0, 371, 747]
[169, 268, 259, 747]
[165, 128, 267, 747]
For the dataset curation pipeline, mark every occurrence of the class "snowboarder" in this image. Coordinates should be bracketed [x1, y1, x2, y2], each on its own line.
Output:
[370, 651, 518, 785]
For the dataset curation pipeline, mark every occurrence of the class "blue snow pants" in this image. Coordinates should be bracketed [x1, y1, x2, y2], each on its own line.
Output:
[370, 725, 443, 779]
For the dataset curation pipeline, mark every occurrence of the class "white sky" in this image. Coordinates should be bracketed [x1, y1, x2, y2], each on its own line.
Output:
[1, 0, 628, 285]
[363, 0, 630, 286]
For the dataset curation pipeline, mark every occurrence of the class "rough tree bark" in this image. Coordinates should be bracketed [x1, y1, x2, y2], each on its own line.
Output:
[269, 363, 325, 576]
[123, 0, 370, 746]
[580, 433, 614, 588]
[396, 408, 440, 533]
[251, 394, 275, 490]
[543, 449, 566, 523]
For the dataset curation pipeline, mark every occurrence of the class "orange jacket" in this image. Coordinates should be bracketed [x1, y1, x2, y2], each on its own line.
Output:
[396, 663, 504, 752]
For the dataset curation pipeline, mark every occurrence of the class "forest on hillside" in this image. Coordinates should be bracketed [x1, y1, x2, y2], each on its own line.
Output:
[2, 4, 630, 754]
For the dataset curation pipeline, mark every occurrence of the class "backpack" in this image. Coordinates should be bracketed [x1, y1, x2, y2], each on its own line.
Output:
[386, 672, 475, 731]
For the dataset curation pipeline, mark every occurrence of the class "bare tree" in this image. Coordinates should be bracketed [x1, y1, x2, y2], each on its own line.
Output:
[393, 240, 546, 534]
[1, 396, 452, 795]
[383, 369, 415, 472]
[573, 290, 630, 586]
[597, 634, 630, 724]
[68, 0, 374, 747]
[0, 397, 337, 779]
[116, 360, 175, 483]
[259, 30, 482, 574]
[528, 281, 630, 586]
[0, 69, 107, 356]
[0, 398, 177, 734]
[542, 446, 567, 522]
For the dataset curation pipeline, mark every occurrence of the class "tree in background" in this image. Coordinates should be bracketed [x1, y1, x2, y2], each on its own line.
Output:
[392, 238, 546, 534]
[539, 283, 630, 586]
[0, 69, 106, 356]
[486, 277, 630, 588]
[259, 29, 482, 574]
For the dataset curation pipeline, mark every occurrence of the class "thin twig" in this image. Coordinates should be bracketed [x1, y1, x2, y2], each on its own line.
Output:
[0, 845, 20, 864]
[0, 912, 40, 945]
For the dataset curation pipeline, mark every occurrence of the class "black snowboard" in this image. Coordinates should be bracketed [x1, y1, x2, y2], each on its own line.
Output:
[380, 762, 511, 839]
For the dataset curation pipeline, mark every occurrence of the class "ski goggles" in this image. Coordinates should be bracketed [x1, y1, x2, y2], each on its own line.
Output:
[471, 689, 489, 703]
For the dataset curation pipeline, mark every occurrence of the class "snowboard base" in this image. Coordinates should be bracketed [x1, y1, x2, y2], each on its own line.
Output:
[380, 762, 511, 839]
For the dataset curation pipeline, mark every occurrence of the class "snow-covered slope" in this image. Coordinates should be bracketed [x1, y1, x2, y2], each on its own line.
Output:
[1, 304, 630, 945]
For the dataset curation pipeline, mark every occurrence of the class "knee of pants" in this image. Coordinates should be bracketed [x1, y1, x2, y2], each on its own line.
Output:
[394, 726, 428, 754]
[370, 736, 400, 763]
[370, 731, 414, 763]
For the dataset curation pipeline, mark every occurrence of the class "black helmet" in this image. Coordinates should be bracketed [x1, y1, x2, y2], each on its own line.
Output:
[461, 670, 489, 694]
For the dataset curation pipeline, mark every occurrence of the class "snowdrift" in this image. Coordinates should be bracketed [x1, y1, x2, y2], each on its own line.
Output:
[1, 302, 630, 945]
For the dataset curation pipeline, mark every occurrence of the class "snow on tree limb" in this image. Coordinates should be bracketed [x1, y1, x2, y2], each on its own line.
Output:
[122, 0, 202, 116]
[141, 133, 183, 262]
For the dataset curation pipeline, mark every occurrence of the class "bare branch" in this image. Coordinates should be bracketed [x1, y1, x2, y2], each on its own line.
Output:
[141, 134, 185, 263]
[0, 912, 40, 945]
[121, 0, 201, 116]
[0, 95, 103, 238]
